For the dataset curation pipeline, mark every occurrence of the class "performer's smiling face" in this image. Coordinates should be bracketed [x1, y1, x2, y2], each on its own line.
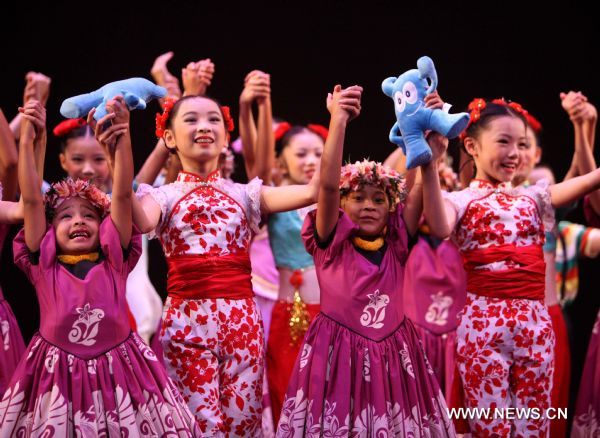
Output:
[341, 185, 390, 238]
[164, 97, 228, 168]
[52, 197, 101, 255]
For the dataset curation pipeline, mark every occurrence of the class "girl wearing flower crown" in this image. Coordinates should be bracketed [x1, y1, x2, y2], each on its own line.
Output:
[0, 97, 200, 436]
[132, 84, 357, 434]
[276, 85, 454, 436]
[441, 97, 600, 436]
[52, 113, 165, 346]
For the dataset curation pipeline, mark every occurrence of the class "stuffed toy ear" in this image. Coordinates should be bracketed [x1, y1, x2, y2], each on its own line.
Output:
[381, 77, 397, 97]
[123, 92, 147, 110]
[417, 56, 438, 95]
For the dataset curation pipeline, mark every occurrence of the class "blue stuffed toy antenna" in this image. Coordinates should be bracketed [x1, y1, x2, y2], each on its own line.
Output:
[382, 56, 469, 169]
[60, 78, 167, 121]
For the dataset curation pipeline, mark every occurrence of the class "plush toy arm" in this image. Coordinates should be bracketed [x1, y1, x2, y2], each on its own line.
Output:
[60, 90, 103, 119]
[381, 77, 397, 97]
[389, 123, 405, 150]
[417, 56, 438, 95]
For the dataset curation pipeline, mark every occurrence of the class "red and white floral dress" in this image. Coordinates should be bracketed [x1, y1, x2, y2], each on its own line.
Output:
[444, 179, 556, 437]
[138, 170, 264, 436]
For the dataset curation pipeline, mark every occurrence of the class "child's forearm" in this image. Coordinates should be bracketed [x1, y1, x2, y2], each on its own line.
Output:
[9, 113, 22, 141]
[551, 167, 600, 208]
[0, 200, 23, 224]
[421, 162, 450, 238]
[571, 120, 600, 213]
[238, 101, 257, 177]
[0, 109, 19, 199]
[253, 98, 275, 183]
[111, 132, 134, 246]
[402, 169, 423, 236]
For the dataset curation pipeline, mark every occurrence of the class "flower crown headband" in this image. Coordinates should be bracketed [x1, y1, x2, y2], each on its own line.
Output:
[155, 97, 235, 139]
[339, 159, 406, 211]
[459, 98, 542, 140]
[44, 178, 111, 219]
[274, 122, 329, 142]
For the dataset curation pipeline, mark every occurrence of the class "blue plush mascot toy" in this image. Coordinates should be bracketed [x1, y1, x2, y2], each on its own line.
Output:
[60, 78, 167, 121]
[382, 56, 469, 169]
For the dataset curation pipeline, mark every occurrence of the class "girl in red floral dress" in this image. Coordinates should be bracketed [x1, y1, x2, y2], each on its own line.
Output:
[132, 89, 358, 436]
[442, 98, 600, 437]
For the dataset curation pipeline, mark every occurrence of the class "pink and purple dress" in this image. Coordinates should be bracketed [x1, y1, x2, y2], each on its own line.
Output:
[0, 224, 26, 395]
[276, 208, 454, 437]
[403, 233, 466, 399]
[0, 218, 200, 436]
[571, 195, 600, 437]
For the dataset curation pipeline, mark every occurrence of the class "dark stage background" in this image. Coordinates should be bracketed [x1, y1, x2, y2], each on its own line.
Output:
[1, 0, 598, 424]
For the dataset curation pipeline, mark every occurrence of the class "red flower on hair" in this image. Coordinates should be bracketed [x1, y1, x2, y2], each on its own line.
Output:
[53, 118, 86, 137]
[221, 106, 235, 132]
[459, 98, 487, 141]
[274, 122, 292, 141]
[307, 123, 328, 141]
[526, 114, 542, 133]
[155, 97, 177, 138]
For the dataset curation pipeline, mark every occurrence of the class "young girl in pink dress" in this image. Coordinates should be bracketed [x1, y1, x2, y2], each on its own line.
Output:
[0, 97, 199, 436]
[442, 98, 600, 437]
[133, 91, 329, 435]
[277, 85, 455, 436]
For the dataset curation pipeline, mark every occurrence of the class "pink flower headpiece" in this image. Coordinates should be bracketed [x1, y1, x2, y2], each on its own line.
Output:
[44, 178, 111, 219]
[339, 159, 406, 211]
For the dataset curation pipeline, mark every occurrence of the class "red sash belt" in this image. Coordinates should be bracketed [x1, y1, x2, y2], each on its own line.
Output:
[167, 252, 254, 299]
[462, 244, 545, 300]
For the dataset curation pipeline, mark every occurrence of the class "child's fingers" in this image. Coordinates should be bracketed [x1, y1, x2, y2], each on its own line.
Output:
[94, 113, 116, 138]
[100, 127, 128, 143]
[86, 108, 97, 129]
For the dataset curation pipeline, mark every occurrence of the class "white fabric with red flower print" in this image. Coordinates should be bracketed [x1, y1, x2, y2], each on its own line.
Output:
[136, 171, 262, 257]
[443, 179, 554, 269]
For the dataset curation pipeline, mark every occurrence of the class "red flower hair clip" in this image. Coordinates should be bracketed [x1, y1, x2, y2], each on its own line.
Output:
[155, 97, 177, 138]
[492, 98, 542, 133]
[274, 122, 292, 141]
[525, 113, 542, 133]
[307, 124, 329, 141]
[53, 118, 86, 137]
[220, 106, 235, 132]
[459, 98, 486, 141]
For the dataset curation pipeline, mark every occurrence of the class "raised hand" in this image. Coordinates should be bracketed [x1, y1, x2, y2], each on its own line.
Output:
[18, 99, 46, 136]
[427, 132, 449, 162]
[560, 91, 588, 123]
[151, 51, 177, 85]
[424, 90, 444, 110]
[182, 58, 215, 96]
[240, 70, 271, 105]
[87, 96, 129, 153]
[326, 84, 363, 121]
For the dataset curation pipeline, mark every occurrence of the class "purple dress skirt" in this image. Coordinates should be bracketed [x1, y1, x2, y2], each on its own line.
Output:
[0, 218, 200, 437]
[403, 235, 467, 399]
[276, 209, 454, 437]
[0, 225, 26, 395]
[571, 310, 600, 437]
